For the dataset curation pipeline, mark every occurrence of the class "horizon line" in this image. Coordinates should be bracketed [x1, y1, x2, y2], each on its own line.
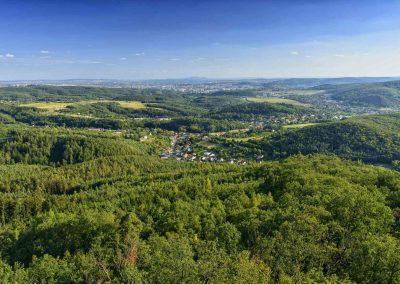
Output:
[1, 75, 400, 82]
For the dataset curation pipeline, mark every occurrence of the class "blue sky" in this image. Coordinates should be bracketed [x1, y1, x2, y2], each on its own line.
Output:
[1, 0, 400, 80]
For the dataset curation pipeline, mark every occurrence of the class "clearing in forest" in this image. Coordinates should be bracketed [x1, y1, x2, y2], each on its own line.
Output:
[246, 97, 307, 106]
[21, 100, 145, 112]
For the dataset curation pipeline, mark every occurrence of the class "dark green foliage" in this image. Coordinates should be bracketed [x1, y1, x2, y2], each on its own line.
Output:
[1, 85, 400, 282]
[0, 86, 322, 133]
[0, 85, 164, 102]
[208, 102, 314, 121]
[145, 117, 246, 133]
[259, 114, 400, 164]
[0, 129, 149, 165]
[0, 151, 400, 282]
[208, 90, 258, 97]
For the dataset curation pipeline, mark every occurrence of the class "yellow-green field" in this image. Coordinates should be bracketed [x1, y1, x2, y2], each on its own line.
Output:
[209, 128, 249, 136]
[21, 100, 145, 112]
[116, 101, 145, 109]
[225, 135, 266, 142]
[21, 102, 72, 112]
[283, 123, 319, 129]
[246, 97, 307, 106]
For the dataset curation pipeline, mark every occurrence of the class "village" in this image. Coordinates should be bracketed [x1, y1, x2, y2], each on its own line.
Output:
[160, 132, 253, 164]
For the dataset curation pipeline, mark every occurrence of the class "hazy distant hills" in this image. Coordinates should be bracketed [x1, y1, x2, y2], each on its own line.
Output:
[261, 77, 399, 89]
[315, 80, 400, 107]
[3, 77, 400, 108]
[1, 77, 398, 88]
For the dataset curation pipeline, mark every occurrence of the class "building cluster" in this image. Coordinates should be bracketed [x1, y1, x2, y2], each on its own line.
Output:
[134, 81, 262, 94]
[248, 114, 322, 129]
[160, 132, 194, 161]
[160, 132, 225, 162]
[161, 132, 264, 165]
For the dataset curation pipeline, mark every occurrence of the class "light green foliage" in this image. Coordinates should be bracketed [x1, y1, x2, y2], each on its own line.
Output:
[0, 152, 399, 282]
[1, 85, 400, 282]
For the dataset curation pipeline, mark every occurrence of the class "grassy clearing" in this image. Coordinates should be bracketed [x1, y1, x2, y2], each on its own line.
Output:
[116, 101, 145, 109]
[224, 131, 272, 142]
[21, 100, 145, 111]
[77, 100, 146, 109]
[209, 128, 249, 136]
[225, 135, 266, 142]
[21, 102, 72, 112]
[247, 97, 307, 106]
[283, 123, 319, 129]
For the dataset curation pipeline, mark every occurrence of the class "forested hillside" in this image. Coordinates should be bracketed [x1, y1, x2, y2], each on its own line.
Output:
[1, 85, 400, 282]
[208, 102, 314, 121]
[0, 128, 153, 165]
[258, 113, 400, 166]
[4, 0, 400, 281]
[316, 80, 400, 107]
[1, 152, 400, 283]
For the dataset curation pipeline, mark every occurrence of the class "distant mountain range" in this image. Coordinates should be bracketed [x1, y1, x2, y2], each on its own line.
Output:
[261, 77, 400, 89]
[1, 77, 398, 88]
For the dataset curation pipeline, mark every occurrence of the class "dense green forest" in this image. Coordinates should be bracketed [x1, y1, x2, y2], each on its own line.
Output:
[0, 128, 156, 165]
[0, 85, 328, 133]
[1, 85, 400, 282]
[212, 113, 400, 167]
[261, 114, 400, 164]
[207, 102, 315, 121]
[1, 148, 400, 283]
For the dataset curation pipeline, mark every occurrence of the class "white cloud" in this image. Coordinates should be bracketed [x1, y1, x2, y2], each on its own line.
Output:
[81, 60, 102, 64]
[120, 57, 127, 60]
[169, 58, 180, 61]
[291, 51, 299, 55]
[189, 57, 208, 63]
[40, 50, 50, 54]
[334, 54, 345, 58]
[305, 55, 313, 58]
[5, 53, 14, 58]
[63, 59, 102, 64]
[135, 52, 145, 56]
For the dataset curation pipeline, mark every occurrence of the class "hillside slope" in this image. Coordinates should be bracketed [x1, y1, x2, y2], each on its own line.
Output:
[260, 113, 400, 165]
[1, 154, 400, 283]
[316, 80, 400, 107]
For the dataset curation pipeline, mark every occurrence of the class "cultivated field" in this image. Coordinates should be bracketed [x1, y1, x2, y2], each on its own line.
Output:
[21, 100, 145, 111]
[21, 102, 72, 112]
[247, 97, 307, 106]
[283, 122, 319, 129]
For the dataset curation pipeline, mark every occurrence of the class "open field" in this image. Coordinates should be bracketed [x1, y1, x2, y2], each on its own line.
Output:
[21, 102, 72, 112]
[283, 122, 319, 129]
[116, 101, 146, 109]
[21, 100, 145, 111]
[225, 135, 266, 142]
[247, 97, 307, 106]
[209, 128, 250, 137]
